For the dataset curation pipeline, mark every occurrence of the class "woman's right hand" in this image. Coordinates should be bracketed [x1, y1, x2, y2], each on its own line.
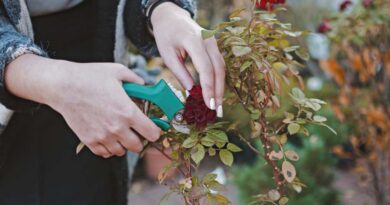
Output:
[5, 54, 161, 158]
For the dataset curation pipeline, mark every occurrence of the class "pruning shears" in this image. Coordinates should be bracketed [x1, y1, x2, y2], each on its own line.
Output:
[122, 79, 189, 133]
[76, 79, 189, 154]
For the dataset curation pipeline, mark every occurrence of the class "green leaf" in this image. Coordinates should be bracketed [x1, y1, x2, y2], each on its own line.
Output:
[301, 127, 310, 136]
[216, 142, 226, 148]
[288, 123, 300, 135]
[279, 134, 288, 144]
[229, 8, 245, 19]
[295, 48, 310, 61]
[240, 61, 252, 72]
[269, 150, 283, 160]
[207, 130, 228, 143]
[201, 136, 215, 147]
[230, 16, 241, 22]
[260, 13, 277, 21]
[226, 26, 245, 35]
[296, 118, 307, 124]
[214, 194, 230, 205]
[268, 189, 281, 201]
[205, 121, 230, 130]
[285, 150, 300, 161]
[306, 111, 313, 119]
[283, 46, 300, 52]
[219, 149, 234, 166]
[286, 113, 295, 120]
[250, 109, 261, 120]
[280, 23, 292, 30]
[227, 143, 242, 152]
[292, 184, 302, 193]
[313, 115, 327, 122]
[183, 135, 198, 148]
[203, 173, 218, 184]
[282, 161, 296, 183]
[279, 197, 289, 205]
[272, 62, 288, 70]
[292, 88, 305, 99]
[201, 29, 217, 39]
[309, 98, 327, 104]
[272, 95, 280, 107]
[232, 46, 252, 57]
[304, 100, 321, 111]
[208, 147, 216, 156]
[191, 144, 205, 165]
[208, 181, 227, 192]
[205, 194, 218, 205]
[284, 31, 302, 37]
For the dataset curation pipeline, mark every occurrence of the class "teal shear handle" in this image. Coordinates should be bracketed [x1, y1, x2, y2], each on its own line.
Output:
[122, 80, 184, 131]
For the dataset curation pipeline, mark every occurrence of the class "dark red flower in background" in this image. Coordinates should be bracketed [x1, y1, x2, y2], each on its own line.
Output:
[363, 0, 374, 8]
[183, 86, 216, 129]
[317, 19, 331, 33]
[256, 0, 286, 11]
[339, 0, 352, 11]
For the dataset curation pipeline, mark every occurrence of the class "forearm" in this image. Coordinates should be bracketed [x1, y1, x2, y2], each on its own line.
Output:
[4, 54, 67, 107]
[4, 55, 161, 157]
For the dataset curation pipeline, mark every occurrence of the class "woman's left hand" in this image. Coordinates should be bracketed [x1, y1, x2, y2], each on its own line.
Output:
[151, 2, 225, 117]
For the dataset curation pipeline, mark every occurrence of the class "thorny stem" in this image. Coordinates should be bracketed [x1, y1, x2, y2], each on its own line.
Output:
[243, 59, 286, 198]
[258, 113, 286, 196]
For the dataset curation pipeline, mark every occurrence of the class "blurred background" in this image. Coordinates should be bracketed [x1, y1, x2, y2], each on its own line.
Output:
[128, 0, 389, 204]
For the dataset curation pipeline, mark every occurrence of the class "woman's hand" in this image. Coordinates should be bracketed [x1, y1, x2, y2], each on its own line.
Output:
[151, 2, 225, 117]
[5, 54, 161, 158]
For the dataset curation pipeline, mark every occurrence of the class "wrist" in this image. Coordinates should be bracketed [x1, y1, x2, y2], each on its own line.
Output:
[150, 2, 191, 31]
[40, 59, 76, 108]
[4, 54, 72, 107]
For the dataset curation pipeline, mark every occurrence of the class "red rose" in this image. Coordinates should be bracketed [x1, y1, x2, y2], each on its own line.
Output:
[317, 19, 331, 33]
[255, 0, 286, 11]
[256, 0, 268, 10]
[183, 85, 216, 129]
[340, 0, 352, 11]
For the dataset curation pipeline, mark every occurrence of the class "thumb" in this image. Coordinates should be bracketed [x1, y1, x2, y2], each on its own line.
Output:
[119, 68, 145, 85]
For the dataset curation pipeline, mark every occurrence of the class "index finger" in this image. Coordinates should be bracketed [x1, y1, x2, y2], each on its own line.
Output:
[128, 101, 161, 142]
[185, 40, 216, 110]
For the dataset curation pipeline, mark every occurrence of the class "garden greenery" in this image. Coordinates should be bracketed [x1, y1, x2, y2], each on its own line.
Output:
[146, 0, 335, 204]
[319, 0, 390, 204]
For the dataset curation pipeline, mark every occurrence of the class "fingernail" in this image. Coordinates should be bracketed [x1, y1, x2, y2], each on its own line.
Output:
[210, 98, 216, 110]
[217, 105, 223, 118]
[185, 90, 190, 97]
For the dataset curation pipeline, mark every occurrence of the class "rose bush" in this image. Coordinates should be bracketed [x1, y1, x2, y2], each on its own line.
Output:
[143, 0, 336, 204]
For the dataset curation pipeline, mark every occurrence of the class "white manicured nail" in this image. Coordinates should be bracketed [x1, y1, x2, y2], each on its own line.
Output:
[217, 105, 223, 118]
[210, 98, 216, 110]
[185, 90, 190, 97]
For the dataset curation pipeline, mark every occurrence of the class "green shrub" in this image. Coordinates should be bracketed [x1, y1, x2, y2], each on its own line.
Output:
[232, 118, 342, 205]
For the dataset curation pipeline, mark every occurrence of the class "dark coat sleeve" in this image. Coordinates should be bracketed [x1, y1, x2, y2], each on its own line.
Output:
[0, 3, 46, 112]
[124, 0, 197, 57]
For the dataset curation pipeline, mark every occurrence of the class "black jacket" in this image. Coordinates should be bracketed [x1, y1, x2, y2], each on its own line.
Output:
[0, 0, 195, 204]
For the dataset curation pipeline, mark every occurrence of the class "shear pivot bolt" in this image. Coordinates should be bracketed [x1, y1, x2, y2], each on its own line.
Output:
[175, 113, 184, 122]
